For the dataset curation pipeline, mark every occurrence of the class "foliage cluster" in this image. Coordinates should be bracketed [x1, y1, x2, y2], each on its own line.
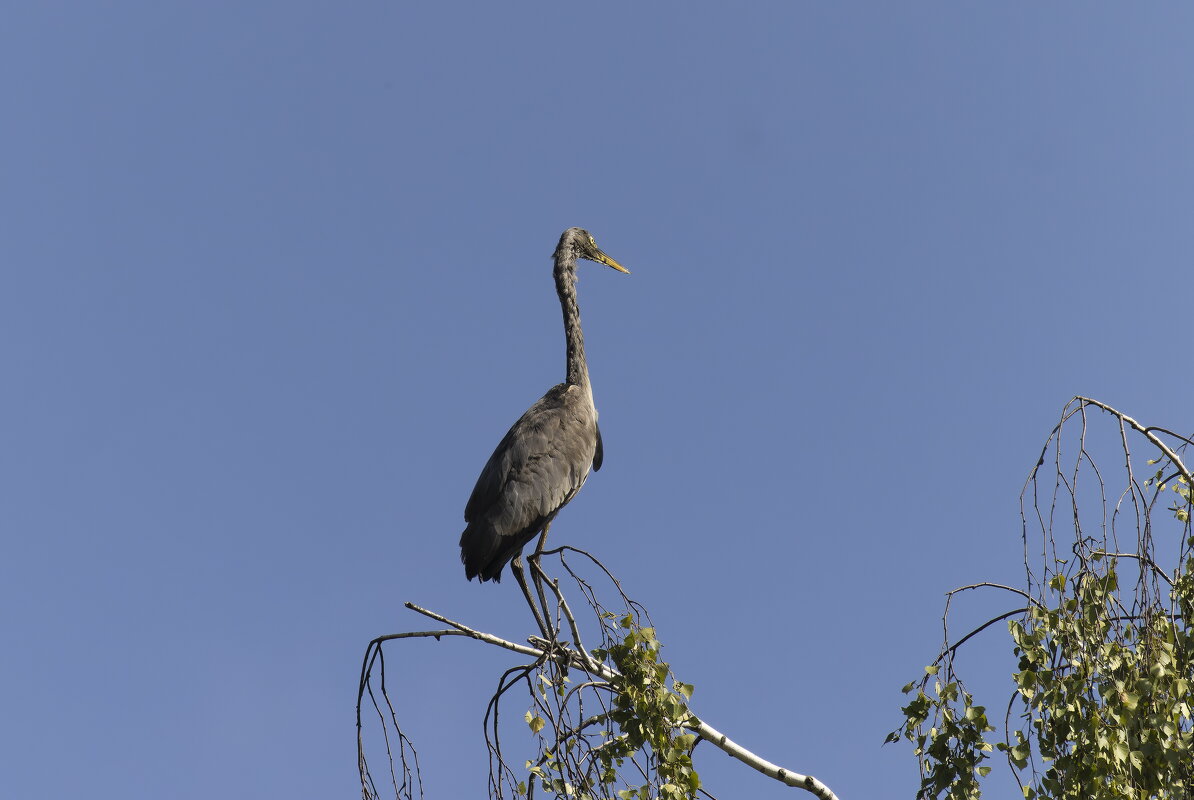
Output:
[519, 608, 700, 800]
[890, 400, 1194, 800]
[594, 616, 699, 800]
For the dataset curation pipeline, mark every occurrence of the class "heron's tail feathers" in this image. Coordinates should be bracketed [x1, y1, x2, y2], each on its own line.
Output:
[459, 522, 504, 583]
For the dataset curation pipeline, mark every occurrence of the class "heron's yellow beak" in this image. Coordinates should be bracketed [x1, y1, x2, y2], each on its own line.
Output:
[595, 251, 631, 274]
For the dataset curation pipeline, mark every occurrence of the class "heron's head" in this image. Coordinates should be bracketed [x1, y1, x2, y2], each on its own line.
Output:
[558, 228, 630, 274]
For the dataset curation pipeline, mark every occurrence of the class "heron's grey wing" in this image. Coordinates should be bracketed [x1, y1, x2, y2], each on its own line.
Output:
[593, 422, 603, 472]
[464, 424, 515, 524]
[465, 384, 596, 521]
[461, 384, 598, 580]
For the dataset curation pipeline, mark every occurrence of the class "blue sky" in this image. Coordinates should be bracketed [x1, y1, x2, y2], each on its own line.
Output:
[4, 4, 1193, 799]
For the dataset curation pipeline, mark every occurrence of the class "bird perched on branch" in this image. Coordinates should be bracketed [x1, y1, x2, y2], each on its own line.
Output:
[459, 228, 629, 589]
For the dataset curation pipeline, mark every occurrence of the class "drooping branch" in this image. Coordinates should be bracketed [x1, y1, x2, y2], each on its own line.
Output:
[935, 607, 1029, 664]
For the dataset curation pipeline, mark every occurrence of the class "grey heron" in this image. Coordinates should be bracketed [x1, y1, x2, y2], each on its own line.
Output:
[459, 228, 629, 587]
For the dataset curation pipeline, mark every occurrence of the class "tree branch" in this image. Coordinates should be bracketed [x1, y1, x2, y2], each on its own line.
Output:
[402, 602, 546, 660]
[685, 716, 840, 800]
[363, 601, 840, 800]
[936, 608, 1030, 664]
[1076, 396, 1192, 483]
[945, 582, 1041, 606]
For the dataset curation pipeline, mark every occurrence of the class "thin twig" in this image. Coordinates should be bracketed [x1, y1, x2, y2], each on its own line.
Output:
[945, 582, 1042, 607]
[935, 609, 1030, 665]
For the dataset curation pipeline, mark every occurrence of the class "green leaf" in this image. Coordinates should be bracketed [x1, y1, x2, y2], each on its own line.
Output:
[526, 711, 546, 734]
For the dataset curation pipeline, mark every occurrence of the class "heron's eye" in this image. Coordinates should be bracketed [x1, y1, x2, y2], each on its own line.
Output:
[588, 236, 596, 246]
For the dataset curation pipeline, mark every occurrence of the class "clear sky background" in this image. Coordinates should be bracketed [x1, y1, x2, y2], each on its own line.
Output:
[3, 4, 1193, 799]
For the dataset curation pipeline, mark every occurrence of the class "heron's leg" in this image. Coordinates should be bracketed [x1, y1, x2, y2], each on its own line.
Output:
[511, 554, 550, 639]
[528, 524, 553, 636]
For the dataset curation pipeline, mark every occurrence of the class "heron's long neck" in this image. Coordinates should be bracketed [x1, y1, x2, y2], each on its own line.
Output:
[554, 254, 589, 389]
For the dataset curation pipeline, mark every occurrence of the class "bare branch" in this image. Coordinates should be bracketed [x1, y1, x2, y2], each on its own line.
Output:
[1076, 396, 1192, 482]
[687, 717, 840, 800]
[1091, 551, 1175, 587]
[935, 608, 1030, 665]
[401, 602, 545, 660]
[945, 582, 1041, 606]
